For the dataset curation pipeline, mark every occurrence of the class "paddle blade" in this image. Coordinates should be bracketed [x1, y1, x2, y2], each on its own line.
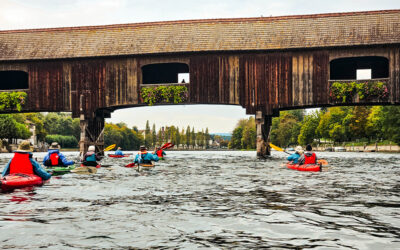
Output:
[269, 143, 284, 152]
[125, 163, 136, 168]
[161, 142, 172, 150]
[318, 159, 328, 165]
[104, 144, 116, 151]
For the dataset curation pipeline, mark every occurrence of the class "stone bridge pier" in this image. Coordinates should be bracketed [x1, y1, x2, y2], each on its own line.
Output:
[256, 111, 272, 159]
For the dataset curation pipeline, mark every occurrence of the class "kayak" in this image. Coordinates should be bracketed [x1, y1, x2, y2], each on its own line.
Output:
[1, 173, 43, 191]
[45, 165, 75, 176]
[108, 154, 130, 158]
[286, 163, 321, 172]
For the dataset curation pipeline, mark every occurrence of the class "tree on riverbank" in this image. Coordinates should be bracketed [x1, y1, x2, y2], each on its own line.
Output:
[270, 106, 400, 147]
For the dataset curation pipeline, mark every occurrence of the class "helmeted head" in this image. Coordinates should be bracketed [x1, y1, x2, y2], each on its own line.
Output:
[117, 147, 121, 150]
[295, 146, 304, 155]
[88, 145, 96, 152]
[49, 142, 60, 150]
[306, 144, 312, 151]
[17, 140, 33, 152]
[139, 145, 147, 152]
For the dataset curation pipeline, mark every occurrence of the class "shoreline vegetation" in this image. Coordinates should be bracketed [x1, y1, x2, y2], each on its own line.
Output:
[26, 145, 400, 153]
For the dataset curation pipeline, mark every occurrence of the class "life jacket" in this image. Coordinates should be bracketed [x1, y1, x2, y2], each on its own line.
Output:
[137, 152, 152, 163]
[50, 153, 61, 166]
[156, 150, 163, 157]
[9, 152, 34, 174]
[85, 153, 96, 162]
[304, 152, 317, 164]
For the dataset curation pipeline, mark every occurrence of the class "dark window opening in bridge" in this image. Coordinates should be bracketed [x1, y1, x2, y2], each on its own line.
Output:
[142, 63, 189, 84]
[330, 56, 388, 80]
[0, 71, 29, 90]
[356, 69, 372, 80]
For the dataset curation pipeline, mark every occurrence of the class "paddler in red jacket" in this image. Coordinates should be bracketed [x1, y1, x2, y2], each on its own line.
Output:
[298, 144, 318, 165]
[154, 147, 166, 159]
[1, 140, 51, 180]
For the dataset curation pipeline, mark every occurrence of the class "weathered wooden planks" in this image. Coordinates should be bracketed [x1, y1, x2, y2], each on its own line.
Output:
[0, 47, 398, 118]
[239, 53, 292, 115]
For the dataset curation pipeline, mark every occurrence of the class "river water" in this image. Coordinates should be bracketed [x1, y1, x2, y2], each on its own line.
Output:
[0, 151, 399, 249]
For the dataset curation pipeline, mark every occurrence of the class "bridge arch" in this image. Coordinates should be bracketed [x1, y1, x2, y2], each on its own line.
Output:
[0, 70, 29, 90]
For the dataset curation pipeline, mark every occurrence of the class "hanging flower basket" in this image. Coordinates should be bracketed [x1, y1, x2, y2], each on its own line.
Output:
[329, 81, 388, 103]
[140, 85, 189, 106]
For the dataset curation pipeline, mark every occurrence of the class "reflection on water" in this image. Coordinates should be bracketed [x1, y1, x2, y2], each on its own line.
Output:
[0, 151, 399, 248]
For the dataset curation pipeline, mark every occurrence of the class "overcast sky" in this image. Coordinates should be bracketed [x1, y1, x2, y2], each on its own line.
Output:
[1, 0, 399, 132]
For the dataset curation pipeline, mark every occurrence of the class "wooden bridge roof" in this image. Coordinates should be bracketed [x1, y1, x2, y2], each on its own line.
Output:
[0, 10, 399, 61]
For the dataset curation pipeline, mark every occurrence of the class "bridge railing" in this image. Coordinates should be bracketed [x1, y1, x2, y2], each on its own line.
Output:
[328, 78, 389, 104]
[139, 83, 190, 106]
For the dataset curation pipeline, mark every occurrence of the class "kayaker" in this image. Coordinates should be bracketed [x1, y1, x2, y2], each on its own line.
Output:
[154, 147, 166, 159]
[114, 147, 124, 156]
[1, 140, 51, 180]
[134, 146, 159, 164]
[287, 146, 303, 164]
[82, 145, 102, 166]
[43, 142, 75, 167]
[298, 144, 318, 165]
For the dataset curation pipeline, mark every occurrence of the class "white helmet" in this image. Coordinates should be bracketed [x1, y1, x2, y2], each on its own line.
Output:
[88, 145, 95, 152]
[295, 146, 304, 154]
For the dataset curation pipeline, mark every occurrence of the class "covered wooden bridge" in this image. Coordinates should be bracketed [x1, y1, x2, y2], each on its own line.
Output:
[0, 9, 399, 157]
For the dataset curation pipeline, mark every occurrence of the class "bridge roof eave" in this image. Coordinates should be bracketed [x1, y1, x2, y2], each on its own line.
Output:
[1, 42, 399, 63]
[0, 9, 399, 61]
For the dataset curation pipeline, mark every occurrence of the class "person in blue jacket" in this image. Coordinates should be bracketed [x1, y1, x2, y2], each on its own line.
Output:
[287, 146, 303, 164]
[2, 140, 51, 180]
[43, 142, 75, 167]
[114, 147, 124, 156]
[134, 146, 159, 164]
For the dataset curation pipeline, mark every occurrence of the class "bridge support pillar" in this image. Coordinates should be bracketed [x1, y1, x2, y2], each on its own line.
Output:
[256, 111, 272, 159]
[79, 114, 105, 159]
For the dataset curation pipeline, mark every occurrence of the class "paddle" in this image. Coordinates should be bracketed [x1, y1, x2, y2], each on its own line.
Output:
[269, 143, 329, 165]
[161, 143, 174, 150]
[269, 143, 290, 155]
[104, 144, 116, 152]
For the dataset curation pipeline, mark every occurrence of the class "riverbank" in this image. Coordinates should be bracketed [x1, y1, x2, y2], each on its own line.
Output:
[314, 145, 400, 153]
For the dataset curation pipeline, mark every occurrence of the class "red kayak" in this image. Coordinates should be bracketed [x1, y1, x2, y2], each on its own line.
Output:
[1, 173, 43, 191]
[108, 154, 130, 158]
[286, 163, 321, 172]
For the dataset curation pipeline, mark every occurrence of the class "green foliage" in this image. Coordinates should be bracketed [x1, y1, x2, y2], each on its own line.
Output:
[104, 123, 143, 150]
[270, 112, 301, 147]
[0, 114, 31, 140]
[330, 81, 388, 103]
[365, 106, 384, 139]
[229, 117, 256, 149]
[45, 134, 78, 148]
[43, 113, 80, 141]
[144, 120, 152, 148]
[380, 106, 400, 145]
[0, 92, 27, 111]
[316, 107, 349, 143]
[140, 85, 189, 105]
[298, 111, 320, 145]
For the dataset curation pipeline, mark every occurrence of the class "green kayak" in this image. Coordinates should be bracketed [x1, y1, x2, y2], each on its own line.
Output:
[46, 165, 75, 176]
